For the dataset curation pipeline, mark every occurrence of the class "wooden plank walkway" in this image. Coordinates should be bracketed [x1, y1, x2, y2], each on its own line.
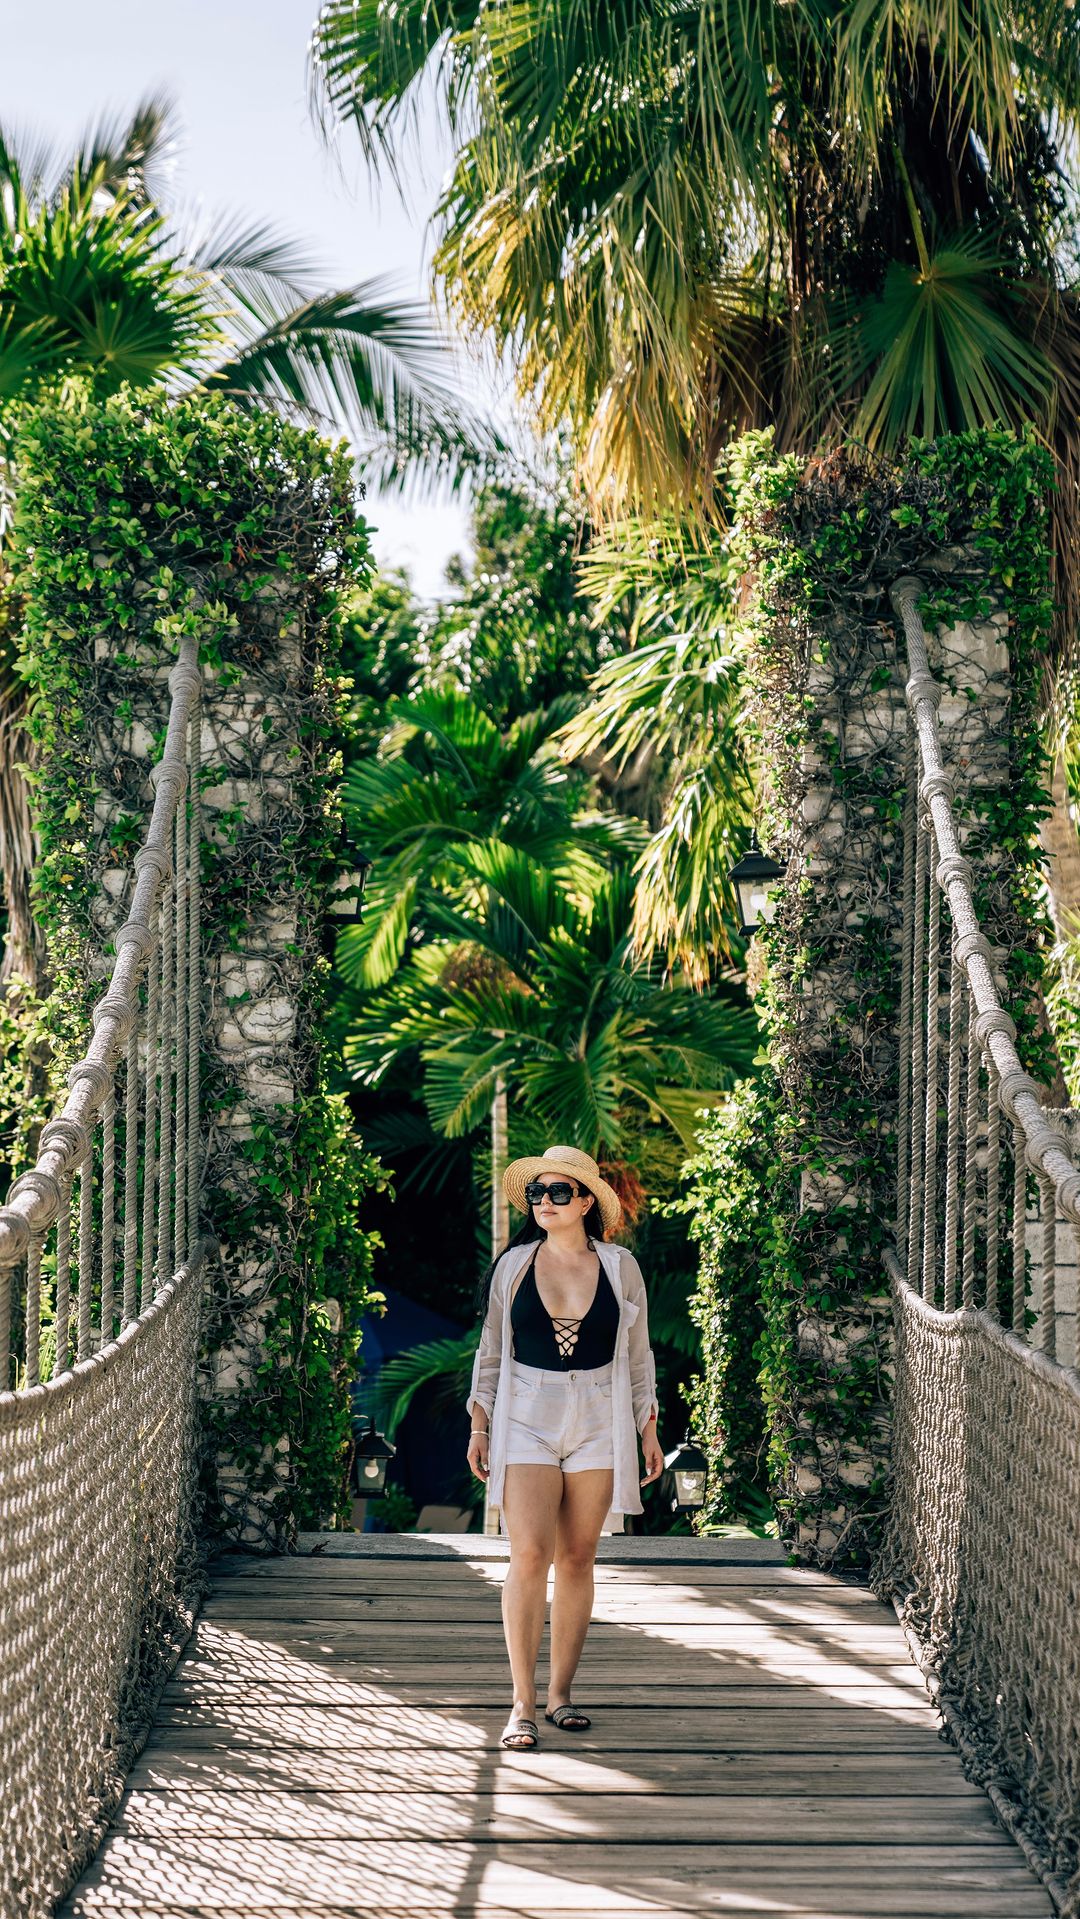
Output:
[62, 1535, 1053, 1918]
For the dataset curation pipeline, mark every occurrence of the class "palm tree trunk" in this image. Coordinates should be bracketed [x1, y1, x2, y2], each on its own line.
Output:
[491, 1073, 509, 1258]
[483, 1075, 509, 1536]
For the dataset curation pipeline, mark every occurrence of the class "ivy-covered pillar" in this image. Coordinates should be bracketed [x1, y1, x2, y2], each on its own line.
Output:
[12, 387, 383, 1550]
[721, 433, 1054, 1568]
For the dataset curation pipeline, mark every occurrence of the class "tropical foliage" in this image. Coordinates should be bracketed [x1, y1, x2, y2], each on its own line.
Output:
[0, 93, 495, 982]
[336, 661, 756, 1179]
[344, 848, 756, 1154]
[338, 685, 637, 993]
[313, 0, 1080, 977]
[338, 485, 622, 756]
[0, 95, 488, 487]
[313, 0, 1080, 530]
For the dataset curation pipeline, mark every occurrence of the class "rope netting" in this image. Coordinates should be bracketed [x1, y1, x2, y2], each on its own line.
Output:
[0, 639, 207, 1919]
[877, 579, 1080, 1915]
[0, 1257, 203, 1917]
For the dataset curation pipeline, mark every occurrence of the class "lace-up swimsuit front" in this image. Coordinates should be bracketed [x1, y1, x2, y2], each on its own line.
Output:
[504, 1245, 619, 1474]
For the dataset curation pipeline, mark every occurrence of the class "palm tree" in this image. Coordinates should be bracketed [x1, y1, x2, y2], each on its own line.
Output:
[0, 95, 497, 981]
[0, 95, 495, 488]
[343, 844, 759, 1170]
[337, 683, 641, 1249]
[338, 685, 640, 988]
[313, 2, 1078, 524]
[557, 514, 754, 978]
[312, 0, 1080, 961]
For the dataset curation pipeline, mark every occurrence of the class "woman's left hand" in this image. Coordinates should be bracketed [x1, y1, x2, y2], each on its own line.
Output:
[640, 1429, 665, 1486]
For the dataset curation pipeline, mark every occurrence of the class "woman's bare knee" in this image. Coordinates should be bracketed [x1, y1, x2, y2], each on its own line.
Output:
[554, 1538, 594, 1578]
[510, 1539, 553, 1581]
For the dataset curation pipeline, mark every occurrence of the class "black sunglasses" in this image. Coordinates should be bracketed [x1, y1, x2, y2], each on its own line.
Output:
[525, 1180, 581, 1206]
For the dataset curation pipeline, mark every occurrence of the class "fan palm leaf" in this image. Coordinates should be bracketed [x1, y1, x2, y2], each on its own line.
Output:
[344, 850, 759, 1155]
[370, 1330, 480, 1436]
[826, 226, 1054, 445]
[0, 95, 497, 486]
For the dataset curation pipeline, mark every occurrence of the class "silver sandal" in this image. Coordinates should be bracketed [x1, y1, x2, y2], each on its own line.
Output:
[501, 1714, 539, 1749]
[544, 1702, 591, 1731]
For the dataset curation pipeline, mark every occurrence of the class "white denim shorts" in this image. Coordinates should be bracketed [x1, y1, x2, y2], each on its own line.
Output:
[503, 1358, 616, 1473]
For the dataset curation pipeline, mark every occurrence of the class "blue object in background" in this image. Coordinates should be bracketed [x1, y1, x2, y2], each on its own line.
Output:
[351, 1289, 469, 1524]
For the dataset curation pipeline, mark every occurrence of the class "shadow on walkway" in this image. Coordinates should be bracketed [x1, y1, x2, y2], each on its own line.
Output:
[60, 1535, 1053, 1918]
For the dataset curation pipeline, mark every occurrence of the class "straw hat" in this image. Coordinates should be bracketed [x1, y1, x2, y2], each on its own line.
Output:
[502, 1145, 622, 1235]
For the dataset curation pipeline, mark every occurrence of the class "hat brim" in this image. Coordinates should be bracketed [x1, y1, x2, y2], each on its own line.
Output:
[503, 1156, 622, 1234]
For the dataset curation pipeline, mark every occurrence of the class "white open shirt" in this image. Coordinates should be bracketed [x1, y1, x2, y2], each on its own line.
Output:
[466, 1238, 659, 1534]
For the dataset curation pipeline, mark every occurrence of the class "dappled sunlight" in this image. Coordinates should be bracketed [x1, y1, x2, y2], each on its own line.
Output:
[63, 1547, 1051, 1919]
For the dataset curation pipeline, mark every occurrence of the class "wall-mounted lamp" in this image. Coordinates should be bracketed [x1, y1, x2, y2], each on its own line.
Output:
[663, 1434, 710, 1512]
[328, 852, 374, 926]
[728, 833, 785, 939]
[349, 1414, 396, 1498]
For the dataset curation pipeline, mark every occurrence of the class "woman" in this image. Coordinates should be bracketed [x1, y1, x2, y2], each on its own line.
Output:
[466, 1145, 664, 1751]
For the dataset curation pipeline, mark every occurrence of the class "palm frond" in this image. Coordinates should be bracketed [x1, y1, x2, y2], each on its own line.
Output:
[205, 277, 501, 492]
[835, 0, 1021, 176]
[310, 0, 479, 170]
[827, 229, 1053, 447]
[370, 1329, 480, 1435]
[72, 93, 181, 207]
[557, 630, 746, 770]
[182, 209, 317, 308]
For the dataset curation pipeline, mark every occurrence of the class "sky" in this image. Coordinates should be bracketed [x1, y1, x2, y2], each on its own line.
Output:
[3, 0, 487, 598]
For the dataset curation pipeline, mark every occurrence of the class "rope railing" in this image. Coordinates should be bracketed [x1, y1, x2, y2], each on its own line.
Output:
[879, 576, 1080, 1917]
[0, 638, 209, 1919]
[892, 575, 1080, 1345]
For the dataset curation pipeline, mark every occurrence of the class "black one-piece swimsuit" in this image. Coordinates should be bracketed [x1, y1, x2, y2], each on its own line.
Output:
[510, 1246, 619, 1369]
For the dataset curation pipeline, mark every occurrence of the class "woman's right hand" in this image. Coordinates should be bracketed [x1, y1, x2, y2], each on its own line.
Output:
[467, 1430, 490, 1482]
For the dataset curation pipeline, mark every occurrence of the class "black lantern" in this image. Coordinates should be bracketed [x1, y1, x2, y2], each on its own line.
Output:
[663, 1433, 709, 1512]
[728, 833, 784, 939]
[350, 1415, 395, 1497]
[329, 852, 374, 925]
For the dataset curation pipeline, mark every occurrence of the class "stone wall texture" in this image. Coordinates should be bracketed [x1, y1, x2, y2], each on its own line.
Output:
[753, 551, 1026, 1564]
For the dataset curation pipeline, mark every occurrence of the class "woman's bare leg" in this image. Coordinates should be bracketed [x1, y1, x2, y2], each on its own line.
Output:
[547, 1467, 614, 1714]
[499, 1463, 563, 1719]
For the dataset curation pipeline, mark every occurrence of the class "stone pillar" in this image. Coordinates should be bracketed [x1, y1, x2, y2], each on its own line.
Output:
[17, 392, 370, 1552]
[749, 550, 1024, 1565]
[85, 589, 338, 1546]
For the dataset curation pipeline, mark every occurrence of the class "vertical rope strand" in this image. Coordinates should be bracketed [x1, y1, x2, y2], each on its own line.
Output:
[942, 950, 963, 1311]
[1039, 1171, 1057, 1361]
[922, 856, 941, 1304]
[77, 1146, 93, 1362]
[122, 1026, 139, 1327]
[100, 1089, 116, 1346]
[173, 770, 188, 1271]
[1012, 1119, 1028, 1335]
[961, 1007, 980, 1311]
[156, 873, 174, 1294]
[985, 1059, 1001, 1321]
[24, 1235, 43, 1388]
[55, 1173, 73, 1376]
[141, 931, 159, 1312]
[897, 731, 916, 1263]
[908, 819, 929, 1292]
[0, 1261, 11, 1391]
[186, 709, 202, 1258]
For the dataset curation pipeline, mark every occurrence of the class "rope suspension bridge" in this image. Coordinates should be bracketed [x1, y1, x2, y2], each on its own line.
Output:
[0, 590, 1076, 1916]
[0, 642, 207, 1917]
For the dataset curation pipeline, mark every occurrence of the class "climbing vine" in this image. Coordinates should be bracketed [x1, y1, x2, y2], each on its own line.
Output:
[687, 429, 1055, 1564]
[10, 384, 386, 1538]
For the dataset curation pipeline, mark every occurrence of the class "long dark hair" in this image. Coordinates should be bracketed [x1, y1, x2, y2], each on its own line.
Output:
[475, 1186, 604, 1316]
